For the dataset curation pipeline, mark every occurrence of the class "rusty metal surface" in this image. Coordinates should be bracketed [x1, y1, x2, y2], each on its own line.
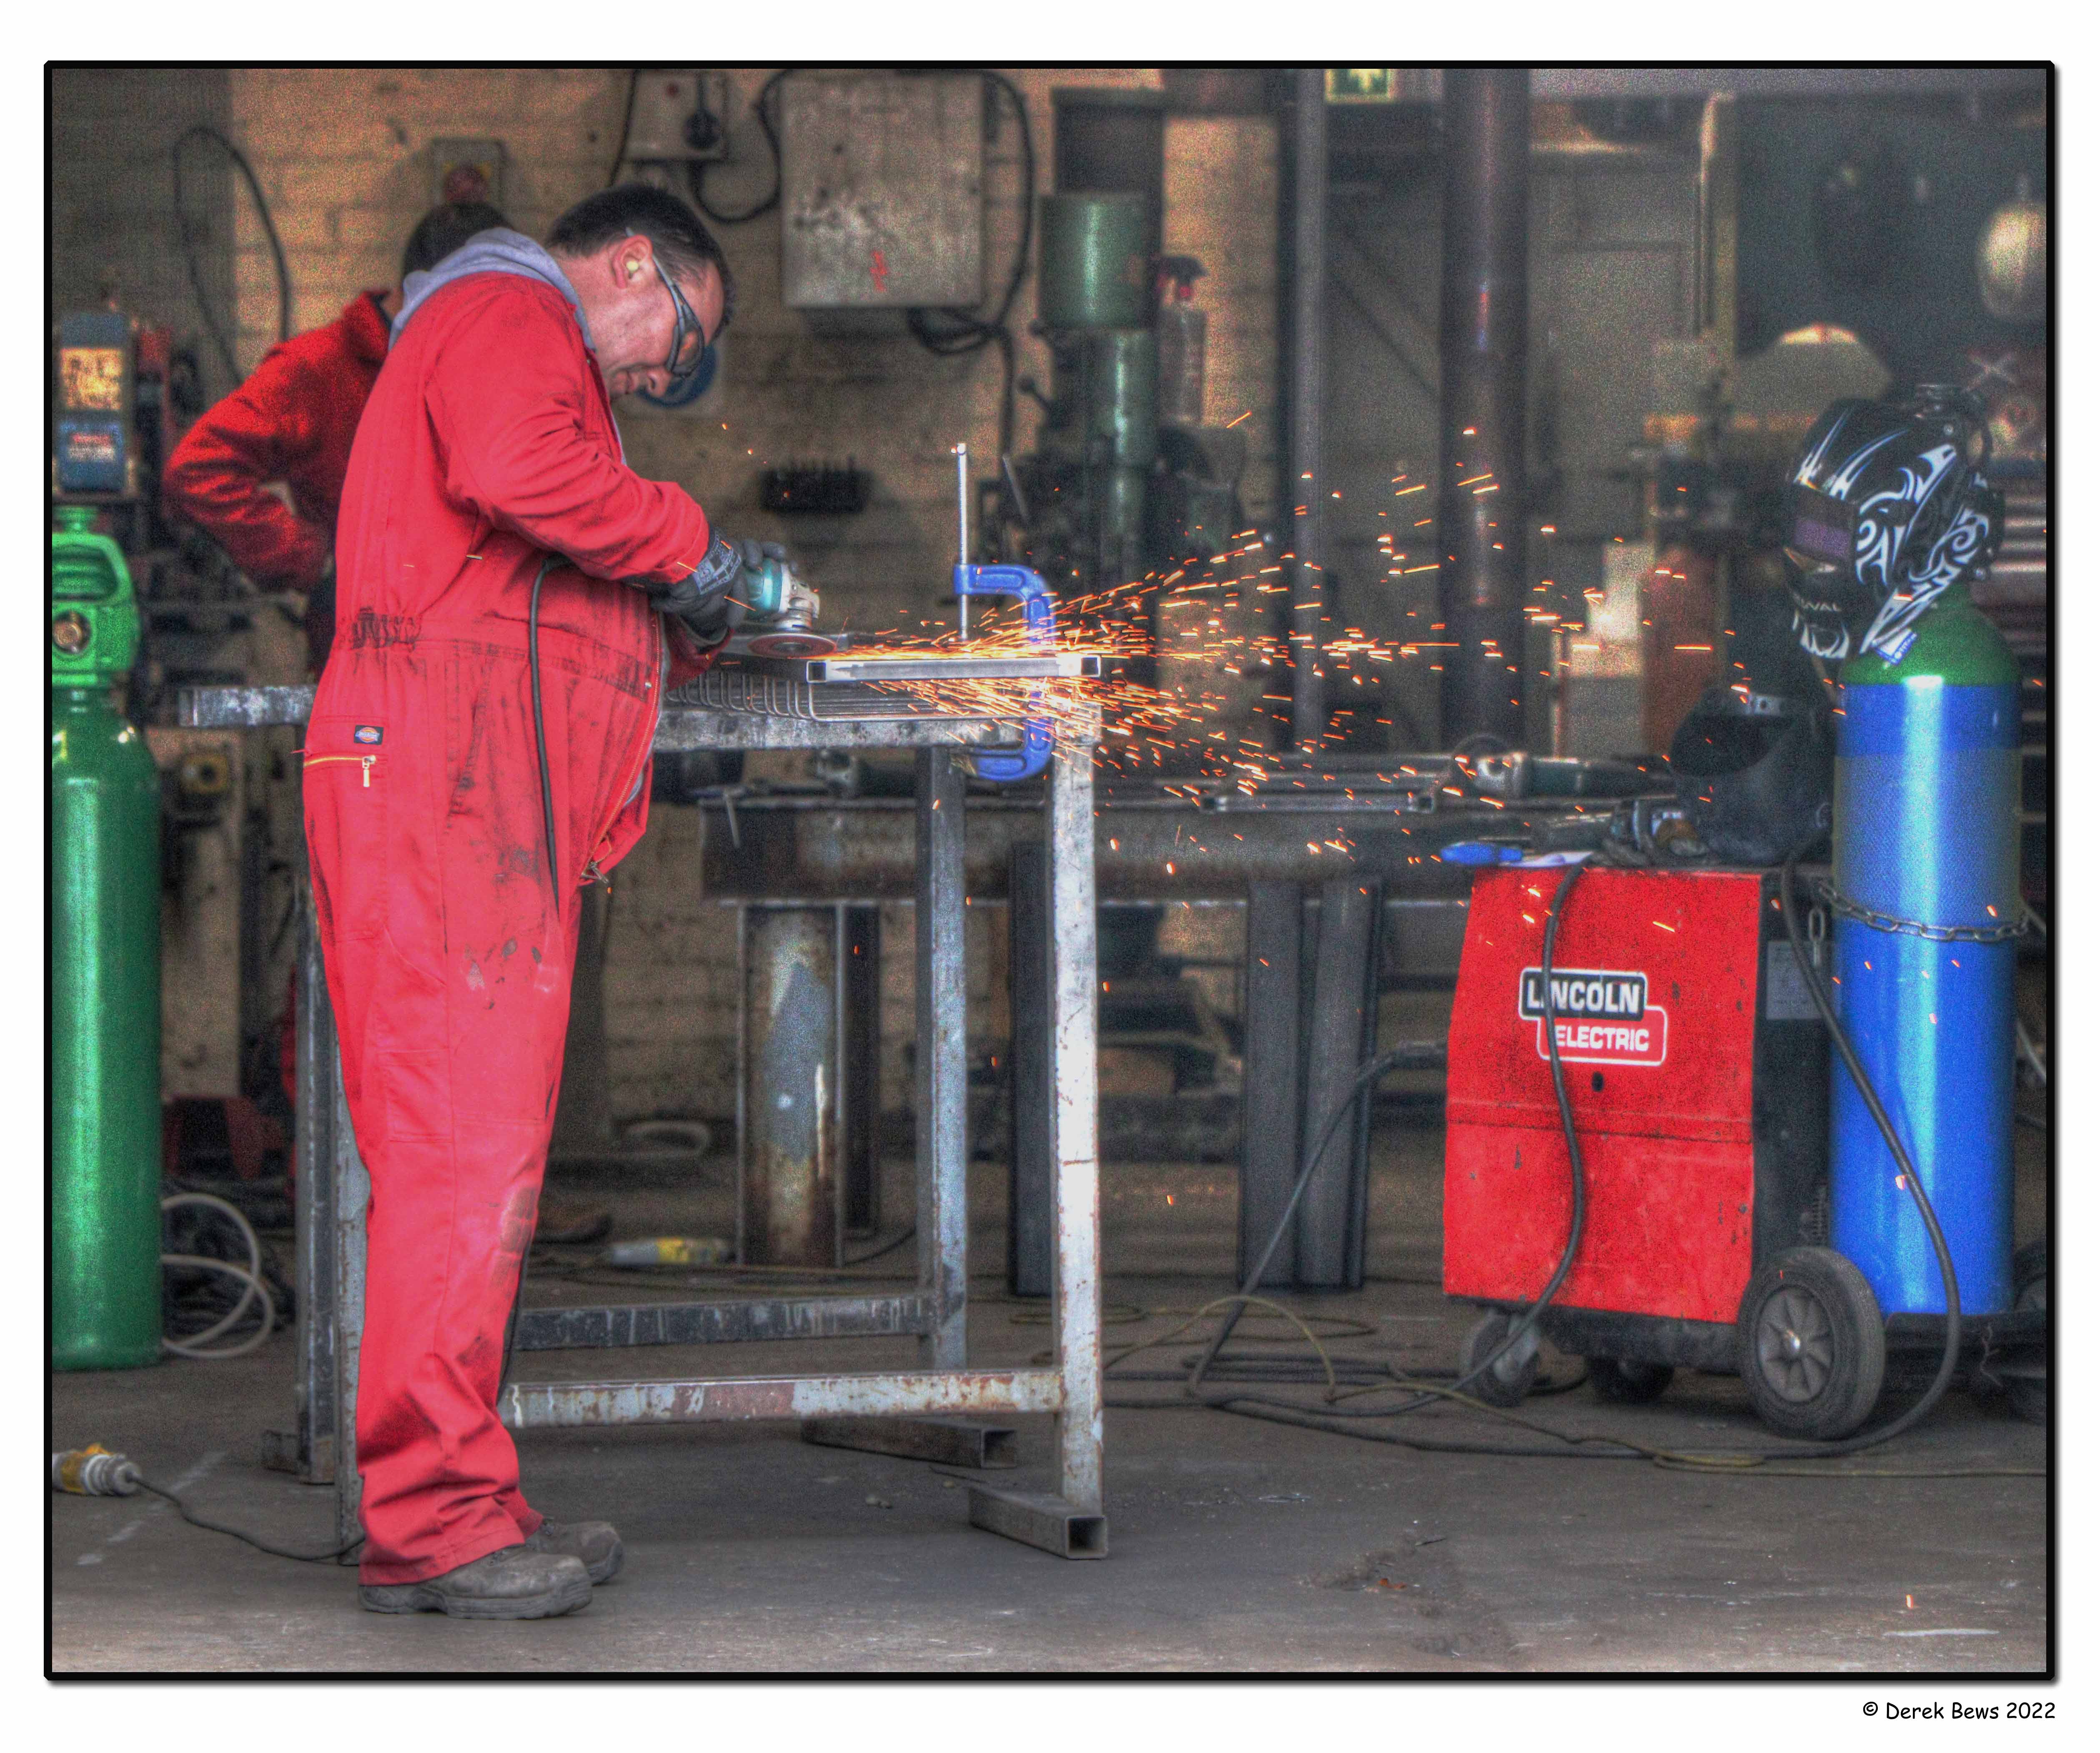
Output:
[500, 1367, 1063, 1429]
[800, 1416, 1018, 1469]
[967, 1485, 1109, 1559]
[513, 1294, 927, 1352]
[740, 907, 839, 1266]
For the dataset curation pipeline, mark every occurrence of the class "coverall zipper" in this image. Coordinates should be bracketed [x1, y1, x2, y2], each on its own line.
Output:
[303, 752, 378, 786]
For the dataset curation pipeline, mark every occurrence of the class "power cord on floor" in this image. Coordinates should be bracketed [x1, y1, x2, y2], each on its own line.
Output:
[161, 1191, 280, 1359]
[51, 1448, 362, 1564]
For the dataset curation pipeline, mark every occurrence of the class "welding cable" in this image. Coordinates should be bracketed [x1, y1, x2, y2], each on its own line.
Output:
[1188, 860, 1591, 1409]
[172, 126, 291, 384]
[1767, 856, 1965, 1457]
[529, 555, 561, 895]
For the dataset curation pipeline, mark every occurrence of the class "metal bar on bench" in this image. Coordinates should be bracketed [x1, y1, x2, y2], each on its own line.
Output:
[501, 1367, 1063, 1429]
[801, 1417, 1018, 1469]
[795, 652, 1103, 684]
[915, 747, 969, 1368]
[1048, 744, 1105, 1520]
[513, 1293, 928, 1352]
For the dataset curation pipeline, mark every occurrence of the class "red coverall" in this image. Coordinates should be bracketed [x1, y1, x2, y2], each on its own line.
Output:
[163, 290, 393, 672]
[307, 270, 715, 1585]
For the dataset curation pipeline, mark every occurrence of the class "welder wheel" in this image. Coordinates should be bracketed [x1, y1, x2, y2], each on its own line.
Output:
[1458, 1311, 1540, 1408]
[1737, 1246, 1886, 1441]
[1587, 1358, 1674, 1405]
[2005, 1238, 2047, 1427]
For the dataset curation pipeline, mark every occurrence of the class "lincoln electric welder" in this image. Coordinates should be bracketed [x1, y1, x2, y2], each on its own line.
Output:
[1440, 386, 2046, 1441]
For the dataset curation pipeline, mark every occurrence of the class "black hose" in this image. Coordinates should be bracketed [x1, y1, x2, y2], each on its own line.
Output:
[133, 1475, 361, 1565]
[686, 70, 791, 224]
[1771, 857, 1965, 1457]
[528, 556, 560, 895]
[172, 126, 291, 384]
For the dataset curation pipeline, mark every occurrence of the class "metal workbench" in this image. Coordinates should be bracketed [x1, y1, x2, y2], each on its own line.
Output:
[183, 682, 1108, 1559]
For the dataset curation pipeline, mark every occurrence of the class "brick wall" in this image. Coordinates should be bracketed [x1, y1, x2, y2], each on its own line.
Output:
[212, 65, 1279, 1124]
[50, 68, 239, 402]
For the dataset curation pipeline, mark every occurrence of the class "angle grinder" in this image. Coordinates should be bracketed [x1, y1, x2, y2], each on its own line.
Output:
[724, 551, 842, 660]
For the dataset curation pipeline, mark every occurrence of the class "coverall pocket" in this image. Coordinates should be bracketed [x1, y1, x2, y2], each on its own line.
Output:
[301, 717, 390, 945]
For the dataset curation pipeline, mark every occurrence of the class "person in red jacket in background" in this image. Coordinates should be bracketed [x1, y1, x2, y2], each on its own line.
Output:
[308, 185, 751, 1620]
[163, 200, 509, 675]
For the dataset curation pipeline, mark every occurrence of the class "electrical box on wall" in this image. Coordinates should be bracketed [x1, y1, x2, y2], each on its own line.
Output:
[626, 70, 732, 162]
[780, 71, 984, 309]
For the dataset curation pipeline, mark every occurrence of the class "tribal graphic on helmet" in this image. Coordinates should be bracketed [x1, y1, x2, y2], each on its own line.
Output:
[1782, 389, 2002, 665]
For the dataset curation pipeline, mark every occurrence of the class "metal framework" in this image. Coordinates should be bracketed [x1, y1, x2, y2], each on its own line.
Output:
[187, 686, 1106, 1560]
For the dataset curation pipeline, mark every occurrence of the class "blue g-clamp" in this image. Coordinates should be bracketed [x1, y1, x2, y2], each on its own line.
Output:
[953, 563, 1058, 783]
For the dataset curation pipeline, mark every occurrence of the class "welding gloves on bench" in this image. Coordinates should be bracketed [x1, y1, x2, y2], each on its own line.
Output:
[643, 537, 786, 646]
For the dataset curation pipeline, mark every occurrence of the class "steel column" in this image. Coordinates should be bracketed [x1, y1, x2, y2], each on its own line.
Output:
[1006, 837, 1054, 1298]
[1287, 67, 1329, 751]
[1295, 878, 1383, 1288]
[740, 905, 840, 1266]
[841, 904, 882, 1235]
[1238, 880, 1305, 1287]
[1047, 745, 1103, 1514]
[915, 747, 970, 1367]
[1436, 66, 1531, 746]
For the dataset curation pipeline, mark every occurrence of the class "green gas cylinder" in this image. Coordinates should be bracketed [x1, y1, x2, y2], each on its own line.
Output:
[50, 505, 163, 1371]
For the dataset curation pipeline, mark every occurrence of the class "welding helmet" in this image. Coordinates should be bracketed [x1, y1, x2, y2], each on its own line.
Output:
[1782, 385, 2003, 665]
[1669, 686, 1832, 866]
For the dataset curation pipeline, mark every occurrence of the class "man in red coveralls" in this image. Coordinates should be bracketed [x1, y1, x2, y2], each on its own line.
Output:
[164, 201, 509, 675]
[307, 185, 750, 1618]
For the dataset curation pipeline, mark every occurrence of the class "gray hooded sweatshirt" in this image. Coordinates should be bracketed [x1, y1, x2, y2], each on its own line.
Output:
[390, 228, 595, 351]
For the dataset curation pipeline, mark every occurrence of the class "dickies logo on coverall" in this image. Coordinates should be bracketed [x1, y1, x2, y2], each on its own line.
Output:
[353, 725, 383, 745]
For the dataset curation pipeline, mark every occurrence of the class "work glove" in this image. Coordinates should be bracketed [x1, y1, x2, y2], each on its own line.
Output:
[646, 535, 747, 645]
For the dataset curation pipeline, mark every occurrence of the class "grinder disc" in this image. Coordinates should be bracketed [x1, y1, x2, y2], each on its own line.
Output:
[743, 629, 842, 659]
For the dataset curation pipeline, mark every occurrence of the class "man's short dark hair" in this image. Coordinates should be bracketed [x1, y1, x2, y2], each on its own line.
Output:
[402, 202, 511, 280]
[547, 183, 737, 331]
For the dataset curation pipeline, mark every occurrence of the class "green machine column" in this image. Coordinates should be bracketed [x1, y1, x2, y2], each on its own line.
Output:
[51, 504, 163, 1371]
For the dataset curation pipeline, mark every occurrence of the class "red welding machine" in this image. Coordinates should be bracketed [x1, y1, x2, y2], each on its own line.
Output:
[1443, 866, 1831, 1408]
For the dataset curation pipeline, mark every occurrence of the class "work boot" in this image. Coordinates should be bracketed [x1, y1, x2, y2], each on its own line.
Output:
[523, 1519, 624, 1584]
[358, 1545, 591, 1619]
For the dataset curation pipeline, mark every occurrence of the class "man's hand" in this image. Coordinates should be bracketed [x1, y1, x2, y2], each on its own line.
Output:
[644, 537, 788, 643]
[644, 535, 745, 643]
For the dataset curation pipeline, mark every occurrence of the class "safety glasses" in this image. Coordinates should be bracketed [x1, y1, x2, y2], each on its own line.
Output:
[650, 252, 712, 388]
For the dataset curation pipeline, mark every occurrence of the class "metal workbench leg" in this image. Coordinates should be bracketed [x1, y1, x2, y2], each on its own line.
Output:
[1296, 878, 1381, 1289]
[915, 747, 968, 1368]
[969, 745, 1107, 1558]
[265, 898, 339, 1482]
[1239, 881, 1306, 1287]
[332, 1026, 370, 1555]
[1006, 837, 1053, 1298]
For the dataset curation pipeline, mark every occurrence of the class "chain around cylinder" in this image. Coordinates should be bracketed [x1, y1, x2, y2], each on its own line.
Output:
[1813, 877, 2030, 943]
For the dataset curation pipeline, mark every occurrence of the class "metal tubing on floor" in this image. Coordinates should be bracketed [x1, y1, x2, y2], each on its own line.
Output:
[514, 1294, 928, 1352]
[915, 747, 970, 1369]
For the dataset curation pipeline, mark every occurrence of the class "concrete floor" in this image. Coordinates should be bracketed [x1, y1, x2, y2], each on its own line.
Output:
[50, 1116, 2047, 1673]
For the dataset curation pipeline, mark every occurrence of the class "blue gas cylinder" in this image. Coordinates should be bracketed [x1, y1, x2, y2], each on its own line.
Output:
[1829, 581, 2020, 1316]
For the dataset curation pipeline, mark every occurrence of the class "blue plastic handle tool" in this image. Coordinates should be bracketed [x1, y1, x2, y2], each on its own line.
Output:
[1438, 841, 1525, 866]
[951, 564, 1058, 782]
